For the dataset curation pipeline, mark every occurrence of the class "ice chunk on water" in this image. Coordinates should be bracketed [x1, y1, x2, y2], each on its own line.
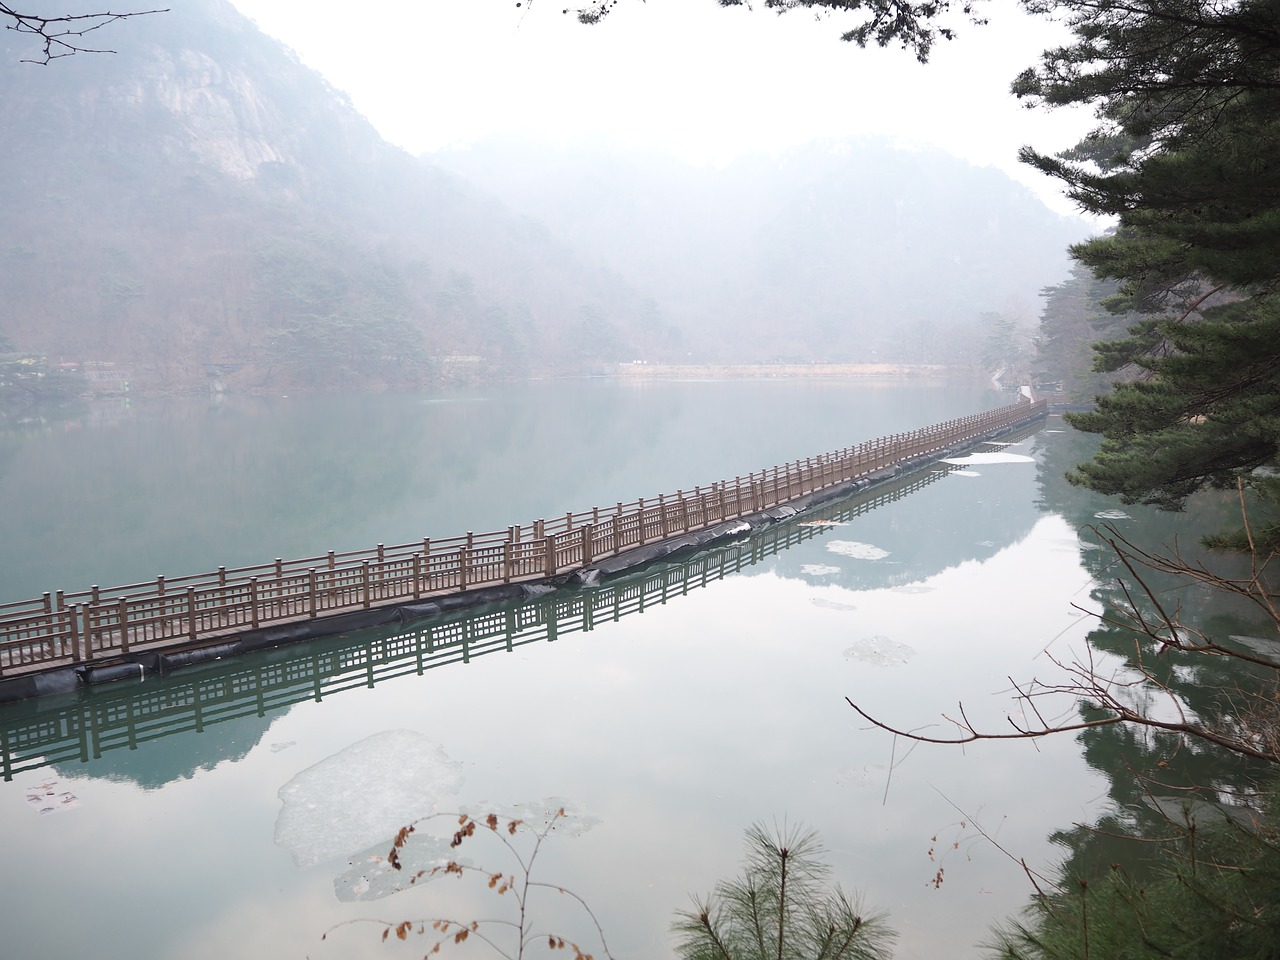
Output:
[941, 452, 1035, 466]
[458, 797, 601, 838]
[275, 730, 463, 869]
[332, 796, 597, 901]
[834, 765, 883, 788]
[1093, 509, 1132, 520]
[827, 540, 889, 560]
[334, 834, 459, 902]
[843, 636, 915, 666]
[801, 564, 841, 576]
[1230, 634, 1280, 657]
[1141, 794, 1260, 829]
[811, 597, 857, 611]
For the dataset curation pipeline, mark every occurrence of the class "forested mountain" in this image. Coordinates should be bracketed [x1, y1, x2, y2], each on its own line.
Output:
[432, 137, 1093, 364]
[0, 0, 1091, 395]
[0, 0, 667, 392]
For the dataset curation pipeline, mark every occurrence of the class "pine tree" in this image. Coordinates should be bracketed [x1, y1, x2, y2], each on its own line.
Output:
[672, 824, 895, 960]
[1014, 0, 1280, 513]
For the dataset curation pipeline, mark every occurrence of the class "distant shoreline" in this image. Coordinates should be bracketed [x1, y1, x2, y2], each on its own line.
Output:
[611, 362, 951, 379]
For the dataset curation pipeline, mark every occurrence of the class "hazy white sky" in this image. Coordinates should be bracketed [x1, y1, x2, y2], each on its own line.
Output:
[228, 0, 1094, 214]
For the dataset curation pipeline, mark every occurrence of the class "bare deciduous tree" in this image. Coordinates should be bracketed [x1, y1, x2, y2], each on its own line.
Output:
[848, 482, 1280, 769]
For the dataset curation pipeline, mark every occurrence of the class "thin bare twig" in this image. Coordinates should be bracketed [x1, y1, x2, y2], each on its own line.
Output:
[0, 4, 168, 64]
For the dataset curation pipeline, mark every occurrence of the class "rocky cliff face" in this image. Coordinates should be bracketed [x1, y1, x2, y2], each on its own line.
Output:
[0, 0, 659, 392]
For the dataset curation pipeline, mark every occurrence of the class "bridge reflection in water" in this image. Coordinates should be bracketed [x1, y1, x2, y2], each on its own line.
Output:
[0, 458, 979, 782]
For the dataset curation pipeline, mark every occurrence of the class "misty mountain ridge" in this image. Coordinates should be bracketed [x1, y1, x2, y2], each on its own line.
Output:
[433, 134, 1091, 363]
[0, 0, 663, 392]
[1, 1, 1089, 393]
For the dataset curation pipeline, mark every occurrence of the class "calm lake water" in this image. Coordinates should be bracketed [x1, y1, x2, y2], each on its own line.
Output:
[0, 379, 1175, 960]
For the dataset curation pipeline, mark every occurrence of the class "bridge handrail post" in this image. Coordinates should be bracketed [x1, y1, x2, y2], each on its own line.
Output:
[361, 561, 371, 609]
[413, 554, 423, 597]
[308, 569, 318, 619]
[68, 604, 83, 663]
[543, 535, 556, 577]
[117, 597, 130, 654]
[250, 578, 259, 629]
[187, 586, 197, 640]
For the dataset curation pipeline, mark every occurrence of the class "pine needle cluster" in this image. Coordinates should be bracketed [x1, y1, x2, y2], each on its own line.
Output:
[672, 823, 895, 960]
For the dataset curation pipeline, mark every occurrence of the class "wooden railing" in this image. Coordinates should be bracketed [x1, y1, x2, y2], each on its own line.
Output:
[0, 396, 1046, 676]
[0, 458, 969, 781]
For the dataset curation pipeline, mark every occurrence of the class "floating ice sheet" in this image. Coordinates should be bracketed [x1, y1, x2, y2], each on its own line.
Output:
[1093, 509, 1132, 520]
[843, 635, 915, 666]
[458, 796, 601, 838]
[1230, 634, 1280, 657]
[827, 540, 889, 560]
[1142, 795, 1260, 828]
[335, 834, 458, 902]
[951, 470, 981, 477]
[275, 730, 463, 869]
[332, 796, 597, 901]
[834, 765, 884, 788]
[811, 597, 858, 611]
[941, 451, 1035, 466]
[800, 564, 842, 576]
[798, 520, 847, 528]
